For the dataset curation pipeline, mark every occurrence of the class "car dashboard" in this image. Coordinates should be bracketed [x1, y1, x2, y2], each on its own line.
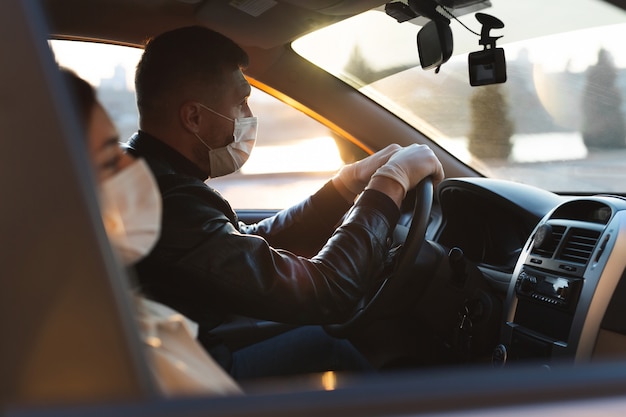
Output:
[436, 178, 565, 273]
[432, 178, 626, 368]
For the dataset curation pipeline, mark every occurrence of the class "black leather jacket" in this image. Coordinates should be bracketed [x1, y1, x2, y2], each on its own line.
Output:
[126, 131, 400, 332]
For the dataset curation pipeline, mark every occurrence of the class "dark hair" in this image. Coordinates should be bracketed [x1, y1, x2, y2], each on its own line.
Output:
[59, 67, 97, 130]
[135, 25, 249, 117]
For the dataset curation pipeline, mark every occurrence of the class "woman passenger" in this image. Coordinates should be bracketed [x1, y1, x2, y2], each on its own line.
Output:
[59, 67, 242, 398]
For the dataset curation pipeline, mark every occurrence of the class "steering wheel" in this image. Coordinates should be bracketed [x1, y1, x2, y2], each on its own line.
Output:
[325, 177, 434, 338]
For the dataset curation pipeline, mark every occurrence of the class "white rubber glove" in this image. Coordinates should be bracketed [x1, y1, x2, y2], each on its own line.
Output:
[370, 144, 444, 196]
[334, 144, 401, 194]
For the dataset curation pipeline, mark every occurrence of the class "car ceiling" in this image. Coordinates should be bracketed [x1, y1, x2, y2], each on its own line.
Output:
[41, 0, 395, 91]
[41, 0, 388, 49]
[41, 0, 626, 77]
[41, 0, 626, 47]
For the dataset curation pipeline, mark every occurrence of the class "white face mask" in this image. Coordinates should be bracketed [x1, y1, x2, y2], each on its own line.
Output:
[193, 103, 258, 178]
[99, 158, 162, 265]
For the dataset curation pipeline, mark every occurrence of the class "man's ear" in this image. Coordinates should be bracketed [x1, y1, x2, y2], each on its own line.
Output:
[179, 101, 202, 133]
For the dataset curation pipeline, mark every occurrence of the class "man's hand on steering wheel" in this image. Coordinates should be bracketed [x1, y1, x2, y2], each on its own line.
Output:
[369, 143, 444, 208]
[326, 144, 444, 337]
[332, 144, 402, 202]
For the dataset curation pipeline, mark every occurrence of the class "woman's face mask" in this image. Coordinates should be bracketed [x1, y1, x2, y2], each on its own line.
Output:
[193, 103, 258, 178]
[99, 158, 162, 265]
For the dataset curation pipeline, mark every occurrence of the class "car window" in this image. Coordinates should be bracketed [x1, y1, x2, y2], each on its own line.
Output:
[293, 0, 626, 194]
[50, 40, 346, 209]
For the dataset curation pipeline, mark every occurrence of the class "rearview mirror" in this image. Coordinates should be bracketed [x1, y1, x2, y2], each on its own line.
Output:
[417, 19, 453, 71]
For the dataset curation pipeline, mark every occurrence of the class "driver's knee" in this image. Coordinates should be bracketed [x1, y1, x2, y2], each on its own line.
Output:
[230, 326, 372, 380]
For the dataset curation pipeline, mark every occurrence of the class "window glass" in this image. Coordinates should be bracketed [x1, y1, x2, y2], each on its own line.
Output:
[50, 40, 344, 209]
[293, 1, 626, 194]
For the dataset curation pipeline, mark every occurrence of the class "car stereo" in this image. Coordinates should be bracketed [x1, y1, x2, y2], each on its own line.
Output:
[496, 197, 626, 367]
[515, 267, 582, 312]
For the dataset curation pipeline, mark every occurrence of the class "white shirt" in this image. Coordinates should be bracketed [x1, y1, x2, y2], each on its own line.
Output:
[137, 297, 243, 397]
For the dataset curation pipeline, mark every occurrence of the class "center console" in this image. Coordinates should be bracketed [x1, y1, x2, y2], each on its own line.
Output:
[495, 197, 626, 366]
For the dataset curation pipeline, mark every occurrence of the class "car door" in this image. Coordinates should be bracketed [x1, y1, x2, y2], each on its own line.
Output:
[0, 0, 156, 407]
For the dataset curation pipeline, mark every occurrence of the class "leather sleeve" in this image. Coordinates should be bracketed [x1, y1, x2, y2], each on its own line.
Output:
[239, 181, 354, 257]
[135, 178, 400, 327]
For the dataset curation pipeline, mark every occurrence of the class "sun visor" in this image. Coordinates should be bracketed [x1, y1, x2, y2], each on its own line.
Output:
[195, 1, 396, 48]
[280, 0, 388, 15]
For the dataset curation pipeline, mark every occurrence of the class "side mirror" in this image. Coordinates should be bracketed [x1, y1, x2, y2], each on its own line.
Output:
[417, 19, 453, 72]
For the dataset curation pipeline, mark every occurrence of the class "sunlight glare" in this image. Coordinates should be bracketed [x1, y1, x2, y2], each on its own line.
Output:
[50, 40, 141, 90]
[510, 133, 588, 163]
[292, 10, 418, 74]
[321, 371, 337, 391]
[241, 136, 343, 174]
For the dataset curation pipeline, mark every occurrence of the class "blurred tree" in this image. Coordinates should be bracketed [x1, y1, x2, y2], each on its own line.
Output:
[581, 48, 626, 149]
[467, 84, 514, 159]
[343, 44, 414, 85]
[333, 45, 410, 163]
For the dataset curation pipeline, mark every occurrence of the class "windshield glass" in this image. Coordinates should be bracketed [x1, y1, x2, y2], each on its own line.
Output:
[293, 0, 626, 193]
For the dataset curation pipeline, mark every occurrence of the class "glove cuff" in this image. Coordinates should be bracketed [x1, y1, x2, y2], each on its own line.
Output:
[371, 164, 410, 195]
[336, 166, 366, 195]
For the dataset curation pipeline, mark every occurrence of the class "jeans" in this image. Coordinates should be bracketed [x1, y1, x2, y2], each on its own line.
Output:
[229, 325, 372, 380]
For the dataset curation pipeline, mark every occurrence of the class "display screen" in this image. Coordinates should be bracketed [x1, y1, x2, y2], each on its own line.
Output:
[541, 276, 571, 300]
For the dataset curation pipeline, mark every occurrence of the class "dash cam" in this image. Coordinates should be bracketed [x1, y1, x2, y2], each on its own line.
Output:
[468, 47, 506, 86]
[468, 12, 507, 86]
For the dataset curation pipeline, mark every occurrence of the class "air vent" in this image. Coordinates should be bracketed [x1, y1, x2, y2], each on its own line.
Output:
[531, 225, 566, 258]
[557, 228, 601, 264]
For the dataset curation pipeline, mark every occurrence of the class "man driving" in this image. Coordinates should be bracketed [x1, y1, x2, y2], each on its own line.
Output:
[126, 25, 444, 380]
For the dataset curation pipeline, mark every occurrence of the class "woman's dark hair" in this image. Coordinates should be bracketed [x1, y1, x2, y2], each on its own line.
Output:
[59, 67, 97, 129]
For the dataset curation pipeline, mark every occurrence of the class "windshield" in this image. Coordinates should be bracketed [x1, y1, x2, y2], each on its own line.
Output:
[293, 0, 626, 193]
